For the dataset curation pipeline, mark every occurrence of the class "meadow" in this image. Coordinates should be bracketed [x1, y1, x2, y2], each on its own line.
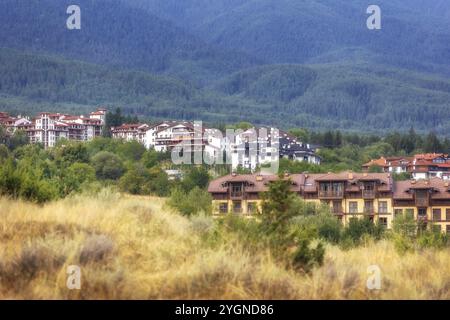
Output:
[1, 191, 449, 300]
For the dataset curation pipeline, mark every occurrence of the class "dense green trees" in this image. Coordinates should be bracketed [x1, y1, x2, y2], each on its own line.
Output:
[168, 187, 212, 216]
[91, 151, 125, 181]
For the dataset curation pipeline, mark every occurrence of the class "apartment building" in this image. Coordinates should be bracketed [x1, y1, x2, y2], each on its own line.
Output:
[116, 121, 211, 155]
[0, 109, 106, 148]
[230, 128, 321, 171]
[208, 172, 450, 233]
[111, 123, 149, 144]
[363, 153, 450, 180]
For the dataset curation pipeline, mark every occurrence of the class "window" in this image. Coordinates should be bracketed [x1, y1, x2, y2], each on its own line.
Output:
[394, 209, 403, 218]
[418, 208, 427, 217]
[219, 203, 228, 214]
[378, 201, 388, 214]
[379, 218, 388, 228]
[233, 201, 242, 214]
[447, 225, 450, 234]
[433, 209, 442, 222]
[405, 209, 414, 219]
[231, 184, 243, 197]
[447, 209, 450, 221]
[332, 201, 342, 214]
[247, 203, 256, 214]
[364, 200, 374, 214]
[349, 202, 358, 214]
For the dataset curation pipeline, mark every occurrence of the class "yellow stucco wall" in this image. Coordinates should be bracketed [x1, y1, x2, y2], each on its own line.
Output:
[212, 199, 450, 232]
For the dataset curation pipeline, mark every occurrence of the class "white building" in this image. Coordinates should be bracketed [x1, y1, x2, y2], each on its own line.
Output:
[0, 109, 106, 148]
[230, 128, 321, 171]
[111, 123, 149, 144]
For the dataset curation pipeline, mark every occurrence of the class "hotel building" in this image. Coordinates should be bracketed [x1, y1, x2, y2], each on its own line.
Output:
[208, 172, 450, 233]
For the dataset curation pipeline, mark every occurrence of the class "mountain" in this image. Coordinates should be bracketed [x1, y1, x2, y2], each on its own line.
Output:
[0, 0, 449, 135]
[1, 48, 450, 134]
[213, 63, 450, 133]
[0, 48, 271, 124]
[130, 0, 450, 75]
[0, 0, 258, 85]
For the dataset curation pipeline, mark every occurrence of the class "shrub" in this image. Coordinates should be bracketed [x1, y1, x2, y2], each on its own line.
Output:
[0, 144, 9, 161]
[53, 141, 89, 166]
[118, 164, 147, 195]
[292, 240, 325, 273]
[190, 213, 215, 235]
[91, 151, 125, 180]
[145, 167, 171, 196]
[19, 175, 58, 203]
[79, 234, 115, 265]
[181, 166, 210, 191]
[417, 230, 448, 250]
[168, 187, 212, 216]
[63, 162, 96, 195]
[260, 176, 326, 272]
[341, 218, 385, 247]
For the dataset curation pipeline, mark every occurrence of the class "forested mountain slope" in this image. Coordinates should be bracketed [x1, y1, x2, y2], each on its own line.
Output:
[0, 0, 258, 85]
[130, 0, 450, 74]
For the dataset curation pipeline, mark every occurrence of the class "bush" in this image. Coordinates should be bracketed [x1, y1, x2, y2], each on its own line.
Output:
[63, 162, 96, 195]
[53, 141, 89, 166]
[292, 240, 325, 273]
[181, 166, 210, 191]
[79, 234, 115, 265]
[146, 167, 171, 196]
[341, 218, 385, 247]
[91, 151, 125, 180]
[417, 229, 448, 250]
[118, 164, 148, 195]
[168, 187, 212, 216]
[260, 176, 326, 272]
[19, 175, 58, 203]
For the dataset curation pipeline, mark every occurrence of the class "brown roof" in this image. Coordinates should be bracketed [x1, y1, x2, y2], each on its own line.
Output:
[393, 178, 450, 200]
[207, 174, 303, 194]
[415, 153, 448, 161]
[208, 172, 394, 194]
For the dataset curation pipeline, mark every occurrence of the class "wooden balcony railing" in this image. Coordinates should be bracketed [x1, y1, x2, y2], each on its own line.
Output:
[362, 190, 376, 198]
[415, 198, 429, 207]
[319, 191, 343, 198]
[231, 192, 243, 198]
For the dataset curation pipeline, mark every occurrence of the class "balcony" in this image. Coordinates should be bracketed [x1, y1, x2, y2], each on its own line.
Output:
[362, 190, 376, 199]
[417, 216, 428, 224]
[415, 198, 429, 207]
[230, 191, 244, 199]
[319, 191, 343, 199]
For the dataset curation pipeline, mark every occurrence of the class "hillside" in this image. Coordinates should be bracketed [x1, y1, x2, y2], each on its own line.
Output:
[131, 0, 450, 75]
[0, 0, 258, 85]
[1, 193, 449, 299]
[1, 48, 450, 134]
[0, 0, 449, 134]
[0, 48, 198, 117]
[214, 63, 450, 133]
[0, 48, 277, 124]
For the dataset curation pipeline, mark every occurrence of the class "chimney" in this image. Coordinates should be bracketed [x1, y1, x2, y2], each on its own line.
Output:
[256, 175, 263, 181]
[348, 172, 354, 180]
[232, 172, 237, 177]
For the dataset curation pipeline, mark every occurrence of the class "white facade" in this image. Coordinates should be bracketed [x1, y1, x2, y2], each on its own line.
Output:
[1, 109, 106, 148]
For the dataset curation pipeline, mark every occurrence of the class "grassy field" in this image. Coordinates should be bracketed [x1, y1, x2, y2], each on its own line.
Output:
[1, 191, 449, 300]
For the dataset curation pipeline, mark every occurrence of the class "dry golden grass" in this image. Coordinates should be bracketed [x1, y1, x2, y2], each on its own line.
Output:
[1, 191, 449, 300]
